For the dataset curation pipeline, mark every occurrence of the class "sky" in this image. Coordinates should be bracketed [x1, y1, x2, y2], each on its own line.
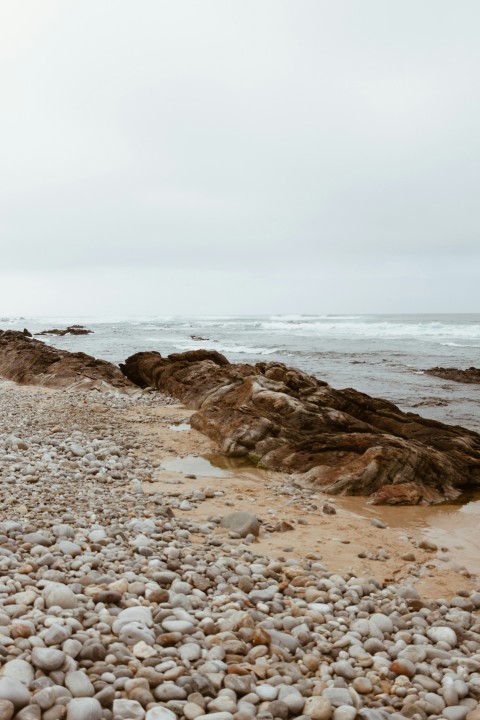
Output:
[1, 0, 479, 316]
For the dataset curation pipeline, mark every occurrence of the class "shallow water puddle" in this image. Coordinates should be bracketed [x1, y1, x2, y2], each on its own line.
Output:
[167, 422, 191, 432]
[159, 453, 260, 478]
[338, 493, 480, 576]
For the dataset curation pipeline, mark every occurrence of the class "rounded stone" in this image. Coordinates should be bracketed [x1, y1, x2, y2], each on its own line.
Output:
[145, 709, 178, 720]
[0, 678, 30, 711]
[64, 671, 95, 698]
[0, 700, 15, 720]
[303, 697, 333, 720]
[43, 584, 78, 610]
[427, 626, 457, 646]
[31, 647, 66, 672]
[333, 707, 357, 720]
[0, 659, 35, 686]
[66, 698, 103, 720]
[112, 699, 145, 720]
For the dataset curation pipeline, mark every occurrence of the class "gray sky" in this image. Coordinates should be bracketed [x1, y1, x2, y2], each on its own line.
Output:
[1, 0, 479, 315]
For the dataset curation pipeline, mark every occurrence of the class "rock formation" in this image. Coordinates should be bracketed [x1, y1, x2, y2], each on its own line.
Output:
[426, 366, 480, 384]
[36, 324, 94, 336]
[121, 350, 480, 505]
[0, 330, 133, 390]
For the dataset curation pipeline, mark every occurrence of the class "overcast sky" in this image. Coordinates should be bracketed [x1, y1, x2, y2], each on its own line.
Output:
[1, 0, 479, 316]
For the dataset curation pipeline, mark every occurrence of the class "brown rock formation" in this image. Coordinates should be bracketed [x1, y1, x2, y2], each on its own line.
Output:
[426, 366, 480, 384]
[36, 325, 94, 336]
[0, 330, 133, 390]
[120, 350, 480, 505]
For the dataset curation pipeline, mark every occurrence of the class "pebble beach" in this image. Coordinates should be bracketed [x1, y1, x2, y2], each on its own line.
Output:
[1, 379, 480, 720]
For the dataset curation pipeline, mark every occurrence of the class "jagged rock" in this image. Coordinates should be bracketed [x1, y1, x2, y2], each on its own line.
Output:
[36, 325, 94, 336]
[426, 366, 480, 384]
[121, 351, 480, 505]
[0, 331, 133, 390]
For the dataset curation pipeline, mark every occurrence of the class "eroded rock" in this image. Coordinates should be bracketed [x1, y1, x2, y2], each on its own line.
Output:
[0, 330, 133, 390]
[120, 351, 480, 504]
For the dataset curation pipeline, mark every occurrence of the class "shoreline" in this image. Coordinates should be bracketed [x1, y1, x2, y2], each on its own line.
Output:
[1, 378, 480, 720]
[2, 377, 477, 598]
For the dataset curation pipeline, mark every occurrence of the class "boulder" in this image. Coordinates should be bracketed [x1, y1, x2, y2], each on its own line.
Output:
[121, 351, 480, 505]
[0, 330, 133, 390]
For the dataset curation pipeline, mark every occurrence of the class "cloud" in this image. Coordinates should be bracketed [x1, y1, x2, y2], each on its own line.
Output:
[1, 1, 479, 309]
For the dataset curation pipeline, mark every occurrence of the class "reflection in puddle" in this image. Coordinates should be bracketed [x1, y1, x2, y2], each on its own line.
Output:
[160, 455, 231, 477]
[168, 422, 191, 432]
[159, 453, 262, 479]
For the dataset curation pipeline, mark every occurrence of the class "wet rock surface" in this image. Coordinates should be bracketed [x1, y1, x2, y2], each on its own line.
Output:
[0, 331, 132, 391]
[426, 367, 480, 385]
[120, 351, 480, 505]
[35, 326, 94, 337]
[1, 380, 480, 720]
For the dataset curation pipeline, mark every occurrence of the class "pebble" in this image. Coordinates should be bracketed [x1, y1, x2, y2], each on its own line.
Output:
[66, 698, 103, 720]
[0, 678, 31, 710]
[0, 381, 479, 720]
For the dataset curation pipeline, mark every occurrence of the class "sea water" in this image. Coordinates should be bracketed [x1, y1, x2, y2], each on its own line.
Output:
[2, 313, 479, 430]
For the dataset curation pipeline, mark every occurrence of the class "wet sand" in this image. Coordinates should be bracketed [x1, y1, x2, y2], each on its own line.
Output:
[130, 402, 480, 600]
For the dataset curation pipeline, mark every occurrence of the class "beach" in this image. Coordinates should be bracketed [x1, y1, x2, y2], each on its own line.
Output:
[1, 374, 480, 719]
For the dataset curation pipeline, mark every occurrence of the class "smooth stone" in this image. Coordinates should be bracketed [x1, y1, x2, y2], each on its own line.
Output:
[220, 511, 260, 537]
[179, 643, 202, 662]
[333, 707, 357, 720]
[66, 698, 103, 720]
[112, 699, 145, 720]
[56, 541, 82, 557]
[162, 620, 194, 634]
[183, 703, 204, 720]
[427, 626, 457, 646]
[256, 685, 278, 701]
[195, 714, 234, 720]
[14, 707, 42, 720]
[43, 584, 78, 610]
[145, 709, 177, 720]
[0, 659, 34, 686]
[145, 705, 178, 720]
[322, 689, 353, 708]
[0, 700, 15, 720]
[31, 647, 66, 672]
[303, 696, 333, 720]
[0, 678, 30, 710]
[442, 708, 470, 720]
[65, 672, 95, 698]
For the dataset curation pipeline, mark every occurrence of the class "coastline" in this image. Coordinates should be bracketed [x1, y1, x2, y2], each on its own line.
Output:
[1, 377, 480, 719]
[2, 378, 477, 599]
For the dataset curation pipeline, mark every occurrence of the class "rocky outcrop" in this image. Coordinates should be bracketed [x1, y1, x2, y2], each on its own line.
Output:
[426, 366, 480, 384]
[36, 325, 93, 336]
[0, 330, 133, 390]
[121, 350, 480, 505]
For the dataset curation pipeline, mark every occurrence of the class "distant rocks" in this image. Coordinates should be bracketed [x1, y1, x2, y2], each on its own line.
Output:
[0, 330, 133, 390]
[36, 324, 94, 336]
[121, 350, 480, 504]
[426, 366, 480, 384]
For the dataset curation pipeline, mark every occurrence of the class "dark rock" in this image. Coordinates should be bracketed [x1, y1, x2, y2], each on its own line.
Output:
[0, 331, 133, 390]
[426, 366, 480, 385]
[120, 351, 480, 505]
[36, 325, 94, 336]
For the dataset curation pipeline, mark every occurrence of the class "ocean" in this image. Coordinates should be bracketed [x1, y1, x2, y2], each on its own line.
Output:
[2, 313, 479, 431]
